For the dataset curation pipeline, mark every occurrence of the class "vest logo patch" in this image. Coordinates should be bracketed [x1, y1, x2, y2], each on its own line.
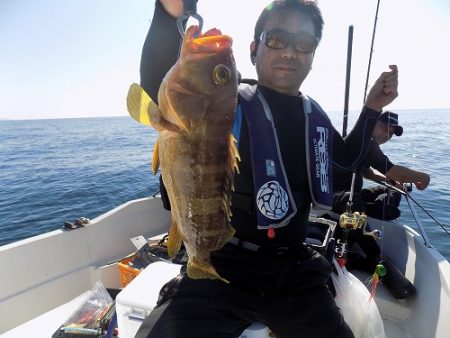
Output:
[265, 159, 276, 177]
[256, 181, 289, 220]
[314, 126, 330, 193]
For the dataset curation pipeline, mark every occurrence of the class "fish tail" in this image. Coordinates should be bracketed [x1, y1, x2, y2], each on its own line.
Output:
[187, 257, 229, 283]
[167, 220, 183, 257]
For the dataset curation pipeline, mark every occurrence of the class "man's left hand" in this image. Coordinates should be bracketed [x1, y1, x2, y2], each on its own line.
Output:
[365, 65, 399, 111]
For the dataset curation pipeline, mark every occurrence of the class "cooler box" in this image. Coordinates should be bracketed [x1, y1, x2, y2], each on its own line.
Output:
[116, 261, 182, 338]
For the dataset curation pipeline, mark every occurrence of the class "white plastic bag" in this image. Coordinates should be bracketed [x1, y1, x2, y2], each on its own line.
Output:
[331, 258, 385, 338]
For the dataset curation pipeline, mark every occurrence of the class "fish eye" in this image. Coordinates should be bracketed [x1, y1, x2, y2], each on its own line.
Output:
[213, 64, 231, 86]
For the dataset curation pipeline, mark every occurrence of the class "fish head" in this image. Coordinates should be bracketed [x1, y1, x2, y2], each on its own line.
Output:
[158, 25, 238, 133]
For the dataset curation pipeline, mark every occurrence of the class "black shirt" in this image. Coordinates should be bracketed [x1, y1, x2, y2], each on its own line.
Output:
[231, 85, 310, 246]
[141, 1, 380, 246]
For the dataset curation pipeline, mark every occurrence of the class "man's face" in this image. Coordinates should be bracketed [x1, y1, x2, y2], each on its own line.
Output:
[253, 11, 316, 96]
[372, 121, 395, 145]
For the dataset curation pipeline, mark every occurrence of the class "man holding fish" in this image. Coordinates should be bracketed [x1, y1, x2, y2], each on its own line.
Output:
[130, 0, 399, 337]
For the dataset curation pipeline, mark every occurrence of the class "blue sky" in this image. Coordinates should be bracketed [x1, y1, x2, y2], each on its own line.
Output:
[1, 0, 450, 120]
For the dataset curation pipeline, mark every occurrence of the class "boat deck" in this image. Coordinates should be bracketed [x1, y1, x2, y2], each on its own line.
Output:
[3, 265, 411, 338]
[2, 290, 91, 337]
[351, 270, 411, 338]
[2, 198, 449, 337]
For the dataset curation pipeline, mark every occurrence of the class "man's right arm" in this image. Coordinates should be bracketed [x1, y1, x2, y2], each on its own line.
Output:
[363, 167, 386, 182]
[140, 0, 184, 103]
[368, 143, 430, 190]
[386, 165, 430, 191]
[363, 167, 402, 188]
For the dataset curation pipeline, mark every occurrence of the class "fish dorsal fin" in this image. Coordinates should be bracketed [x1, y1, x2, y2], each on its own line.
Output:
[230, 135, 240, 175]
[210, 134, 240, 251]
[152, 138, 160, 174]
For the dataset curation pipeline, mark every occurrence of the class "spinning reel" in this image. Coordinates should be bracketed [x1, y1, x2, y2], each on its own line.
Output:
[335, 174, 382, 265]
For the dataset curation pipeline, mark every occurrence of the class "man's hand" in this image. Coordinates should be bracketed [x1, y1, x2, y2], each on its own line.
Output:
[365, 65, 399, 112]
[160, 0, 184, 17]
[414, 173, 430, 190]
[388, 165, 430, 191]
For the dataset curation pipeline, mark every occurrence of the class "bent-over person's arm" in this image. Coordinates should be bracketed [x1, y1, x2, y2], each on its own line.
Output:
[386, 165, 430, 190]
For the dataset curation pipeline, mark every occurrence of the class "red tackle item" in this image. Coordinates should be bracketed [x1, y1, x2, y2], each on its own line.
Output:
[336, 256, 347, 268]
[267, 227, 276, 239]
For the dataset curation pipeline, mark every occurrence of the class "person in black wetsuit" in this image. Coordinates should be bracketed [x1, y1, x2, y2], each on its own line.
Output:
[135, 1, 399, 337]
[333, 111, 430, 220]
[333, 111, 430, 299]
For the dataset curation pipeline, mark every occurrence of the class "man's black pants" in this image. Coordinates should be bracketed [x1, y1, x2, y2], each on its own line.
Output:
[333, 185, 401, 221]
[135, 243, 354, 338]
[360, 185, 402, 220]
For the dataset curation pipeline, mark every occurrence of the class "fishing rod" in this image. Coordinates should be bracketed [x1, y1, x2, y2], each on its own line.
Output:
[342, 25, 353, 138]
[376, 180, 450, 240]
[374, 181, 431, 246]
[363, 0, 381, 103]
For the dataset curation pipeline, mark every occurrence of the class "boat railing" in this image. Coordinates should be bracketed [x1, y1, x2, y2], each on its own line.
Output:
[376, 180, 450, 248]
[403, 193, 433, 247]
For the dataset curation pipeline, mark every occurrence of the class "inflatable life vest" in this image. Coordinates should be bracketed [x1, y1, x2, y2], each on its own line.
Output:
[233, 84, 333, 233]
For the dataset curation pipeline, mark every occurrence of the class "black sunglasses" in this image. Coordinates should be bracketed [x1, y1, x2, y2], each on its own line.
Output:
[259, 29, 319, 54]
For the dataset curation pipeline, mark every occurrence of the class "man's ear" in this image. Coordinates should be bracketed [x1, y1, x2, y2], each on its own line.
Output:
[250, 41, 257, 65]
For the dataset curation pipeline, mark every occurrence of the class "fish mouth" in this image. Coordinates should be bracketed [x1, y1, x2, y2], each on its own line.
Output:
[188, 26, 233, 50]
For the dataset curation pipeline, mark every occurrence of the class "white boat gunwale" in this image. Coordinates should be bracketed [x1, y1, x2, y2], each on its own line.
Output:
[1, 196, 450, 337]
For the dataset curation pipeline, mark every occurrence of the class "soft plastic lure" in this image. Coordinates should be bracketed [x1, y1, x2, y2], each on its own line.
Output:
[367, 263, 386, 302]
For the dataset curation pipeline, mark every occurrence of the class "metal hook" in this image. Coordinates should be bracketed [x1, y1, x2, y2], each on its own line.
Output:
[177, 12, 203, 38]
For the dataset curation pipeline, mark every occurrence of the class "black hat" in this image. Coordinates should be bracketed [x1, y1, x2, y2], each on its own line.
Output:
[378, 111, 403, 136]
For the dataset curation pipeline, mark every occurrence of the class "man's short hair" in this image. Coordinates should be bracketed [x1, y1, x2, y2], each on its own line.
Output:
[254, 0, 324, 43]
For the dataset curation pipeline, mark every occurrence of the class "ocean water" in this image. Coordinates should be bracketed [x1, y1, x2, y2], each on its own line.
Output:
[1, 110, 449, 261]
[0, 117, 159, 245]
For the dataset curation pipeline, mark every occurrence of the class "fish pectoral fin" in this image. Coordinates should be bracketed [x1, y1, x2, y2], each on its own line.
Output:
[127, 83, 183, 133]
[152, 138, 160, 174]
[127, 83, 170, 131]
[127, 83, 156, 127]
[167, 220, 183, 257]
[187, 257, 229, 283]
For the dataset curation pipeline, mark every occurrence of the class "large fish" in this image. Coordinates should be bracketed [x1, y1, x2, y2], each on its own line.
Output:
[127, 25, 239, 282]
